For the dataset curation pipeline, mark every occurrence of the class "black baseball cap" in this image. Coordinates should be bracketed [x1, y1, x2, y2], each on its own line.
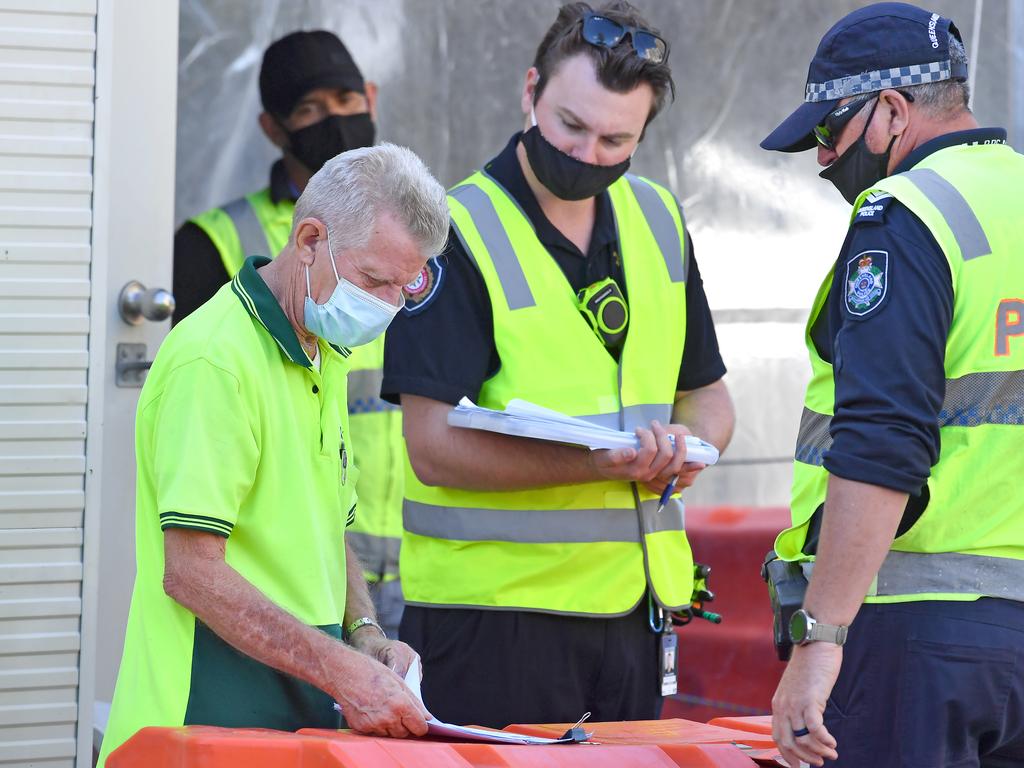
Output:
[761, 2, 966, 153]
[259, 30, 366, 118]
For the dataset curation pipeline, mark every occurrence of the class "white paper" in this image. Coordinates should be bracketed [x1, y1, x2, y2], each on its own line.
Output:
[448, 397, 720, 466]
[404, 656, 574, 745]
[334, 657, 579, 744]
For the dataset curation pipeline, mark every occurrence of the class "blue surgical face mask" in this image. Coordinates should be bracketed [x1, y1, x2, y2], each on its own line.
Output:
[302, 229, 403, 348]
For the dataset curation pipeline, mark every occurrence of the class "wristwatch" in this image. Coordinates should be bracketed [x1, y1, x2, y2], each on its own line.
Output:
[788, 609, 848, 647]
[344, 616, 387, 641]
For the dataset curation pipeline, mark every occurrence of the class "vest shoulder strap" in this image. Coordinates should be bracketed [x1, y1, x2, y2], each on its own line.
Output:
[621, 174, 689, 283]
[223, 194, 273, 263]
[448, 174, 536, 311]
[861, 162, 992, 265]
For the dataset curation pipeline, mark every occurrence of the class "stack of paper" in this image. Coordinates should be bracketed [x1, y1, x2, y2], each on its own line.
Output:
[403, 658, 588, 745]
[448, 397, 719, 466]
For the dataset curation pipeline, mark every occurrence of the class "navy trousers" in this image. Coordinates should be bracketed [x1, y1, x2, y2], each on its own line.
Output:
[825, 598, 1024, 767]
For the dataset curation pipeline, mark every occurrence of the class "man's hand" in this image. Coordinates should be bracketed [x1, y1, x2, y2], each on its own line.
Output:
[639, 422, 708, 496]
[332, 651, 431, 738]
[590, 421, 706, 494]
[349, 628, 421, 678]
[590, 420, 691, 484]
[771, 642, 842, 767]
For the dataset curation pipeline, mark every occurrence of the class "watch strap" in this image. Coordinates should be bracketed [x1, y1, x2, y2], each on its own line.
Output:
[809, 621, 848, 646]
[344, 616, 387, 640]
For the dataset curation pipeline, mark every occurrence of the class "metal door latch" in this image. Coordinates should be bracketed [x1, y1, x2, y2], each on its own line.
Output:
[116, 343, 153, 387]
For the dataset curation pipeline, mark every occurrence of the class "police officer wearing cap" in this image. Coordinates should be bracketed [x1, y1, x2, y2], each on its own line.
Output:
[173, 31, 407, 640]
[382, 1, 734, 727]
[761, 3, 1024, 766]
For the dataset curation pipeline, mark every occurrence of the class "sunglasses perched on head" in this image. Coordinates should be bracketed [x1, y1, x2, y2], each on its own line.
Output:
[581, 13, 669, 64]
[813, 90, 915, 150]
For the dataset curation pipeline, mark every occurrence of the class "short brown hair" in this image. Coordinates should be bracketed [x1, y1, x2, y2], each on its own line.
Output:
[532, 1, 675, 125]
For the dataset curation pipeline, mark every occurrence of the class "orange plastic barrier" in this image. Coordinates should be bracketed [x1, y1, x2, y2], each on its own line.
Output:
[504, 717, 775, 750]
[663, 506, 791, 724]
[108, 718, 780, 767]
[707, 716, 773, 737]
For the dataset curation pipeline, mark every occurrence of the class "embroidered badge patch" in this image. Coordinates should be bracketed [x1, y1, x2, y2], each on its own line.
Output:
[853, 191, 893, 225]
[845, 250, 888, 317]
[402, 255, 445, 314]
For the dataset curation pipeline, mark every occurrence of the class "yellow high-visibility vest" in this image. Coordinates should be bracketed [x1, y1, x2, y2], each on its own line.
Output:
[401, 171, 696, 615]
[779, 141, 1024, 604]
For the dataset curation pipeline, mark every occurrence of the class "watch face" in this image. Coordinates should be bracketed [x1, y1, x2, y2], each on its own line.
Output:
[789, 609, 809, 644]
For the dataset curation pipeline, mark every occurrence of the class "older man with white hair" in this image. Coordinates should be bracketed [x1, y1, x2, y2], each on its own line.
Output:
[98, 144, 450, 766]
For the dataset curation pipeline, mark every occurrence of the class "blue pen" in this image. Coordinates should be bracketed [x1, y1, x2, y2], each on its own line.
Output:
[656, 474, 678, 515]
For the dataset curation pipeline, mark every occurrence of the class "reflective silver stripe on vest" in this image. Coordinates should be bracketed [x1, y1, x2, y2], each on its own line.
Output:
[626, 175, 687, 283]
[939, 369, 1024, 426]
[640, 496, 685, 536]
[900, 168, 992, 261]
[347, 530, 401, 576]
[404, 499, 683, 544]
[222, 196, 271, 259]
[794, 407, 832, 466]
[873, 550, 1024, 600]
[450, 184, 536, 310]
[796, 370, 1024, 466]
[348, 368, 398, 415]
[623, 403, 673, 432]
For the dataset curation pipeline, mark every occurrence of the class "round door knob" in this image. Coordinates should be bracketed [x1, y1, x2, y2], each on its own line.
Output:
[119, 280, 176, 325]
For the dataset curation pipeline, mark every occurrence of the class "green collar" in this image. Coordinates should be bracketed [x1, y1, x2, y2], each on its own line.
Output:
[231, 256, 349, 367]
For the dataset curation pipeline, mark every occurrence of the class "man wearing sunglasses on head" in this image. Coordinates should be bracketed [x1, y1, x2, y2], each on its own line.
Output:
[761, 3, 1024, 767]
[382, 1, 734, 728]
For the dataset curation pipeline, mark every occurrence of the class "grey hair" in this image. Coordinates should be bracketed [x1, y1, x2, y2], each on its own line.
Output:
[292, 142, 450, 258]
[903, 35, 971, 115]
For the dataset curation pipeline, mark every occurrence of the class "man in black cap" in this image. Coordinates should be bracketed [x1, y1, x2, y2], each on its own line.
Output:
[761, 3, 1024, 766]
[173, 30, 410, 644]
[173, 30, 377, 321]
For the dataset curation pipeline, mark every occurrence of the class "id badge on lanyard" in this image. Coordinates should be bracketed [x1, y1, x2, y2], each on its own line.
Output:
[649, 597, 678, 697]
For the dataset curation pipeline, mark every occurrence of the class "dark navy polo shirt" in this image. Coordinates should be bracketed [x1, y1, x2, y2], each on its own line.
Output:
[815, 128, 1008, 495]
[382, 132, 726, 406]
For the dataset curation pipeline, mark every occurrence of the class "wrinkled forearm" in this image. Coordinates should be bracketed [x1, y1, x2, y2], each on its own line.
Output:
[163, 532, 357, 699]
[343, 540, 376, 627]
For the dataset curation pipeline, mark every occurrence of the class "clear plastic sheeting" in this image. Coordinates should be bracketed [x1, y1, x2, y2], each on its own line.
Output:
[177, 0, 1021, 506]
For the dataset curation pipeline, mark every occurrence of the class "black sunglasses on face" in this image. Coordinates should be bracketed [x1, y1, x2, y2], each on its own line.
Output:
[581, 13, 669, 64]
[813, 90, 916, 150]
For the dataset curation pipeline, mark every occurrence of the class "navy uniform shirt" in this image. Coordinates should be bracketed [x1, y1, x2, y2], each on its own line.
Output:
[816, 128, 1008, 500]
[381, 132, 726, 407]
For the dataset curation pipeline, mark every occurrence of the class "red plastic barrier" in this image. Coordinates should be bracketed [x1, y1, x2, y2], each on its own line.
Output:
[108, 718, 777, 767]
[663, 506, 791, 724]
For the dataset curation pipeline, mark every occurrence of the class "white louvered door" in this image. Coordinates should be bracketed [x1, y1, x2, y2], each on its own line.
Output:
[0, 1, 97, 765]
[0, 0, 178, 766]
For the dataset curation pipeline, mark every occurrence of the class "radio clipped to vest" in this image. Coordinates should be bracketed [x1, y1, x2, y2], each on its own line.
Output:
[577, 277, 629, 348]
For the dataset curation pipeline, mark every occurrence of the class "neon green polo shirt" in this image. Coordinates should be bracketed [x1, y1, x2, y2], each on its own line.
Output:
[100, 257, 357, 765]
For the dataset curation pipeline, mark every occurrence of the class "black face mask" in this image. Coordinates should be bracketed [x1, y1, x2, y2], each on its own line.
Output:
[521, 124, 630, 201]
[286, 113, 376, 174]
[819, 100, 897, 204]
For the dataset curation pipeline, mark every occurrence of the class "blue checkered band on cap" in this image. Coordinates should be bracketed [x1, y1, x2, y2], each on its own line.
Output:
[805, 60, 952, 102]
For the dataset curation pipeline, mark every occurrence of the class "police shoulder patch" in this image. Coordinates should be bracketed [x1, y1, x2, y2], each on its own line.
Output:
[853, 191, 894, 226]
[402, 255, 445, 314]
[845, 250, 888, 317]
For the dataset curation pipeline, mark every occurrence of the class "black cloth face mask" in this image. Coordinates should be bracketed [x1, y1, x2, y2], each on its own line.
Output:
[286, 113, 376, 174]
[521, 115, 631, 201]
[819, 99, 897, 205]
